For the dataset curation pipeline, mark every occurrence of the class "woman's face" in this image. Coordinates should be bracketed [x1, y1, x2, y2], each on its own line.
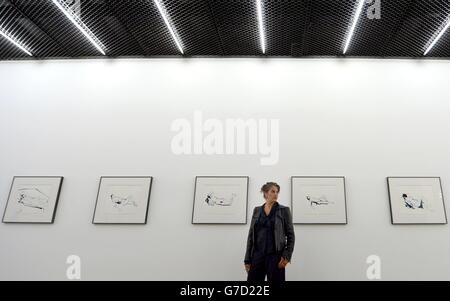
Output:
[265, 186, 279, 202]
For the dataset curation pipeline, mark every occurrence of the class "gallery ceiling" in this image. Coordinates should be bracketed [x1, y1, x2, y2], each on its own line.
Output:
[1, 0, 450, 61]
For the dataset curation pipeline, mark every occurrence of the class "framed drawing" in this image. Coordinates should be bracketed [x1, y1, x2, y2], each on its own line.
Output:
[92, 176, 153, 224]
[2, 176, 64, 224]
[291, 176, 347, 224]
[192, 176, 249, 224]
[387, 177, 447, 224]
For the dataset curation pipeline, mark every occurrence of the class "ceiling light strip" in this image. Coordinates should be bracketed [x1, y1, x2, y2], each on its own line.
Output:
[424, 17, 450, 56]
[343, 0, 365, 54]
[153, 0, 184, 54]
[0, 26, 32, 56]
[256, 0, 266, 54]
[51, 0, 106, 55]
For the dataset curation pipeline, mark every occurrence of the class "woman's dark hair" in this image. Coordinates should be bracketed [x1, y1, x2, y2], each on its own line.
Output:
[260, 182, 280, 196]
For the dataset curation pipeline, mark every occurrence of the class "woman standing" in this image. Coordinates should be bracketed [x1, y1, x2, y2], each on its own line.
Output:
[244, 182, 295, 282]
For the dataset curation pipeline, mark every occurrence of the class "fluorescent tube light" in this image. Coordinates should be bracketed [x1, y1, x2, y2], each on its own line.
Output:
[51, 0, 106, 55]
[343, 0, 365, 54]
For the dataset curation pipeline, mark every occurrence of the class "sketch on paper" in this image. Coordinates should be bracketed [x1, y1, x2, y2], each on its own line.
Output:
[291, 176, 347, 224]
[306, 194, 334, 208]
[110, 193, 138, 210]
[92, 177, 152, 224]
[401, 193, 425, 210]
[192, 176, 248, 224]
[2, 177, 63, 224]
[204, 192, 237, 206]
[16, 188, 49, 211]
[387, 177, 447, 224]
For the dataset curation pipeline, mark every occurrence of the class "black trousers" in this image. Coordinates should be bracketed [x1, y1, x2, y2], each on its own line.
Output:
[247, 252, 285, 283]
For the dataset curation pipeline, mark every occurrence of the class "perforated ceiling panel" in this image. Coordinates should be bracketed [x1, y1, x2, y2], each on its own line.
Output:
[346, 0, 413, 57]
[383, 0, 450, 57]
[209, 0, 260, 55]
[163, 0, 222, 55]
[1, 0, 450, 60]
[0, 0, 67, 58]
[107, 0, 180, 55]
[263, 0, 308, 56]
[299, 0, 356, 56]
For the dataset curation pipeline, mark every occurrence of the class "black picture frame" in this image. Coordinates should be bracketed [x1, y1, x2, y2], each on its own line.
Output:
[191, 176, 249, 225]
[92, 176, 153, 225]
[2, 176, 64, 224]
[387, 176, 448, 225]
[291, 176, 348, 225]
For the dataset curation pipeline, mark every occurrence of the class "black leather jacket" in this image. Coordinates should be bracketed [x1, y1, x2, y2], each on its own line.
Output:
[244, 203, 295, 263]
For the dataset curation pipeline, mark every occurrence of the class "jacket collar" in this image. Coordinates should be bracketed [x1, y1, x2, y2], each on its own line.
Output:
[261, 201, 278, 217]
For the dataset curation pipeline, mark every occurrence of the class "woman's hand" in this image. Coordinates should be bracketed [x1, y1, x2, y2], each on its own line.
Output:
[278, 257, 289, 269]
[245, 264, 251, 273]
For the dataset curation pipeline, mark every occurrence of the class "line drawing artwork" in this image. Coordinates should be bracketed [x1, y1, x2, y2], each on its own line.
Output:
[110, 194, 138, 210]
[401, 193, 425, 210]
[306, 194, 334, 208]
[204, 192, 237, 206]
[16, 187, 49, 211]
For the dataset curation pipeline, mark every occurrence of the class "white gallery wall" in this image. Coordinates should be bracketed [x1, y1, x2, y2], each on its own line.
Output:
[0, 58, 450, 280]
